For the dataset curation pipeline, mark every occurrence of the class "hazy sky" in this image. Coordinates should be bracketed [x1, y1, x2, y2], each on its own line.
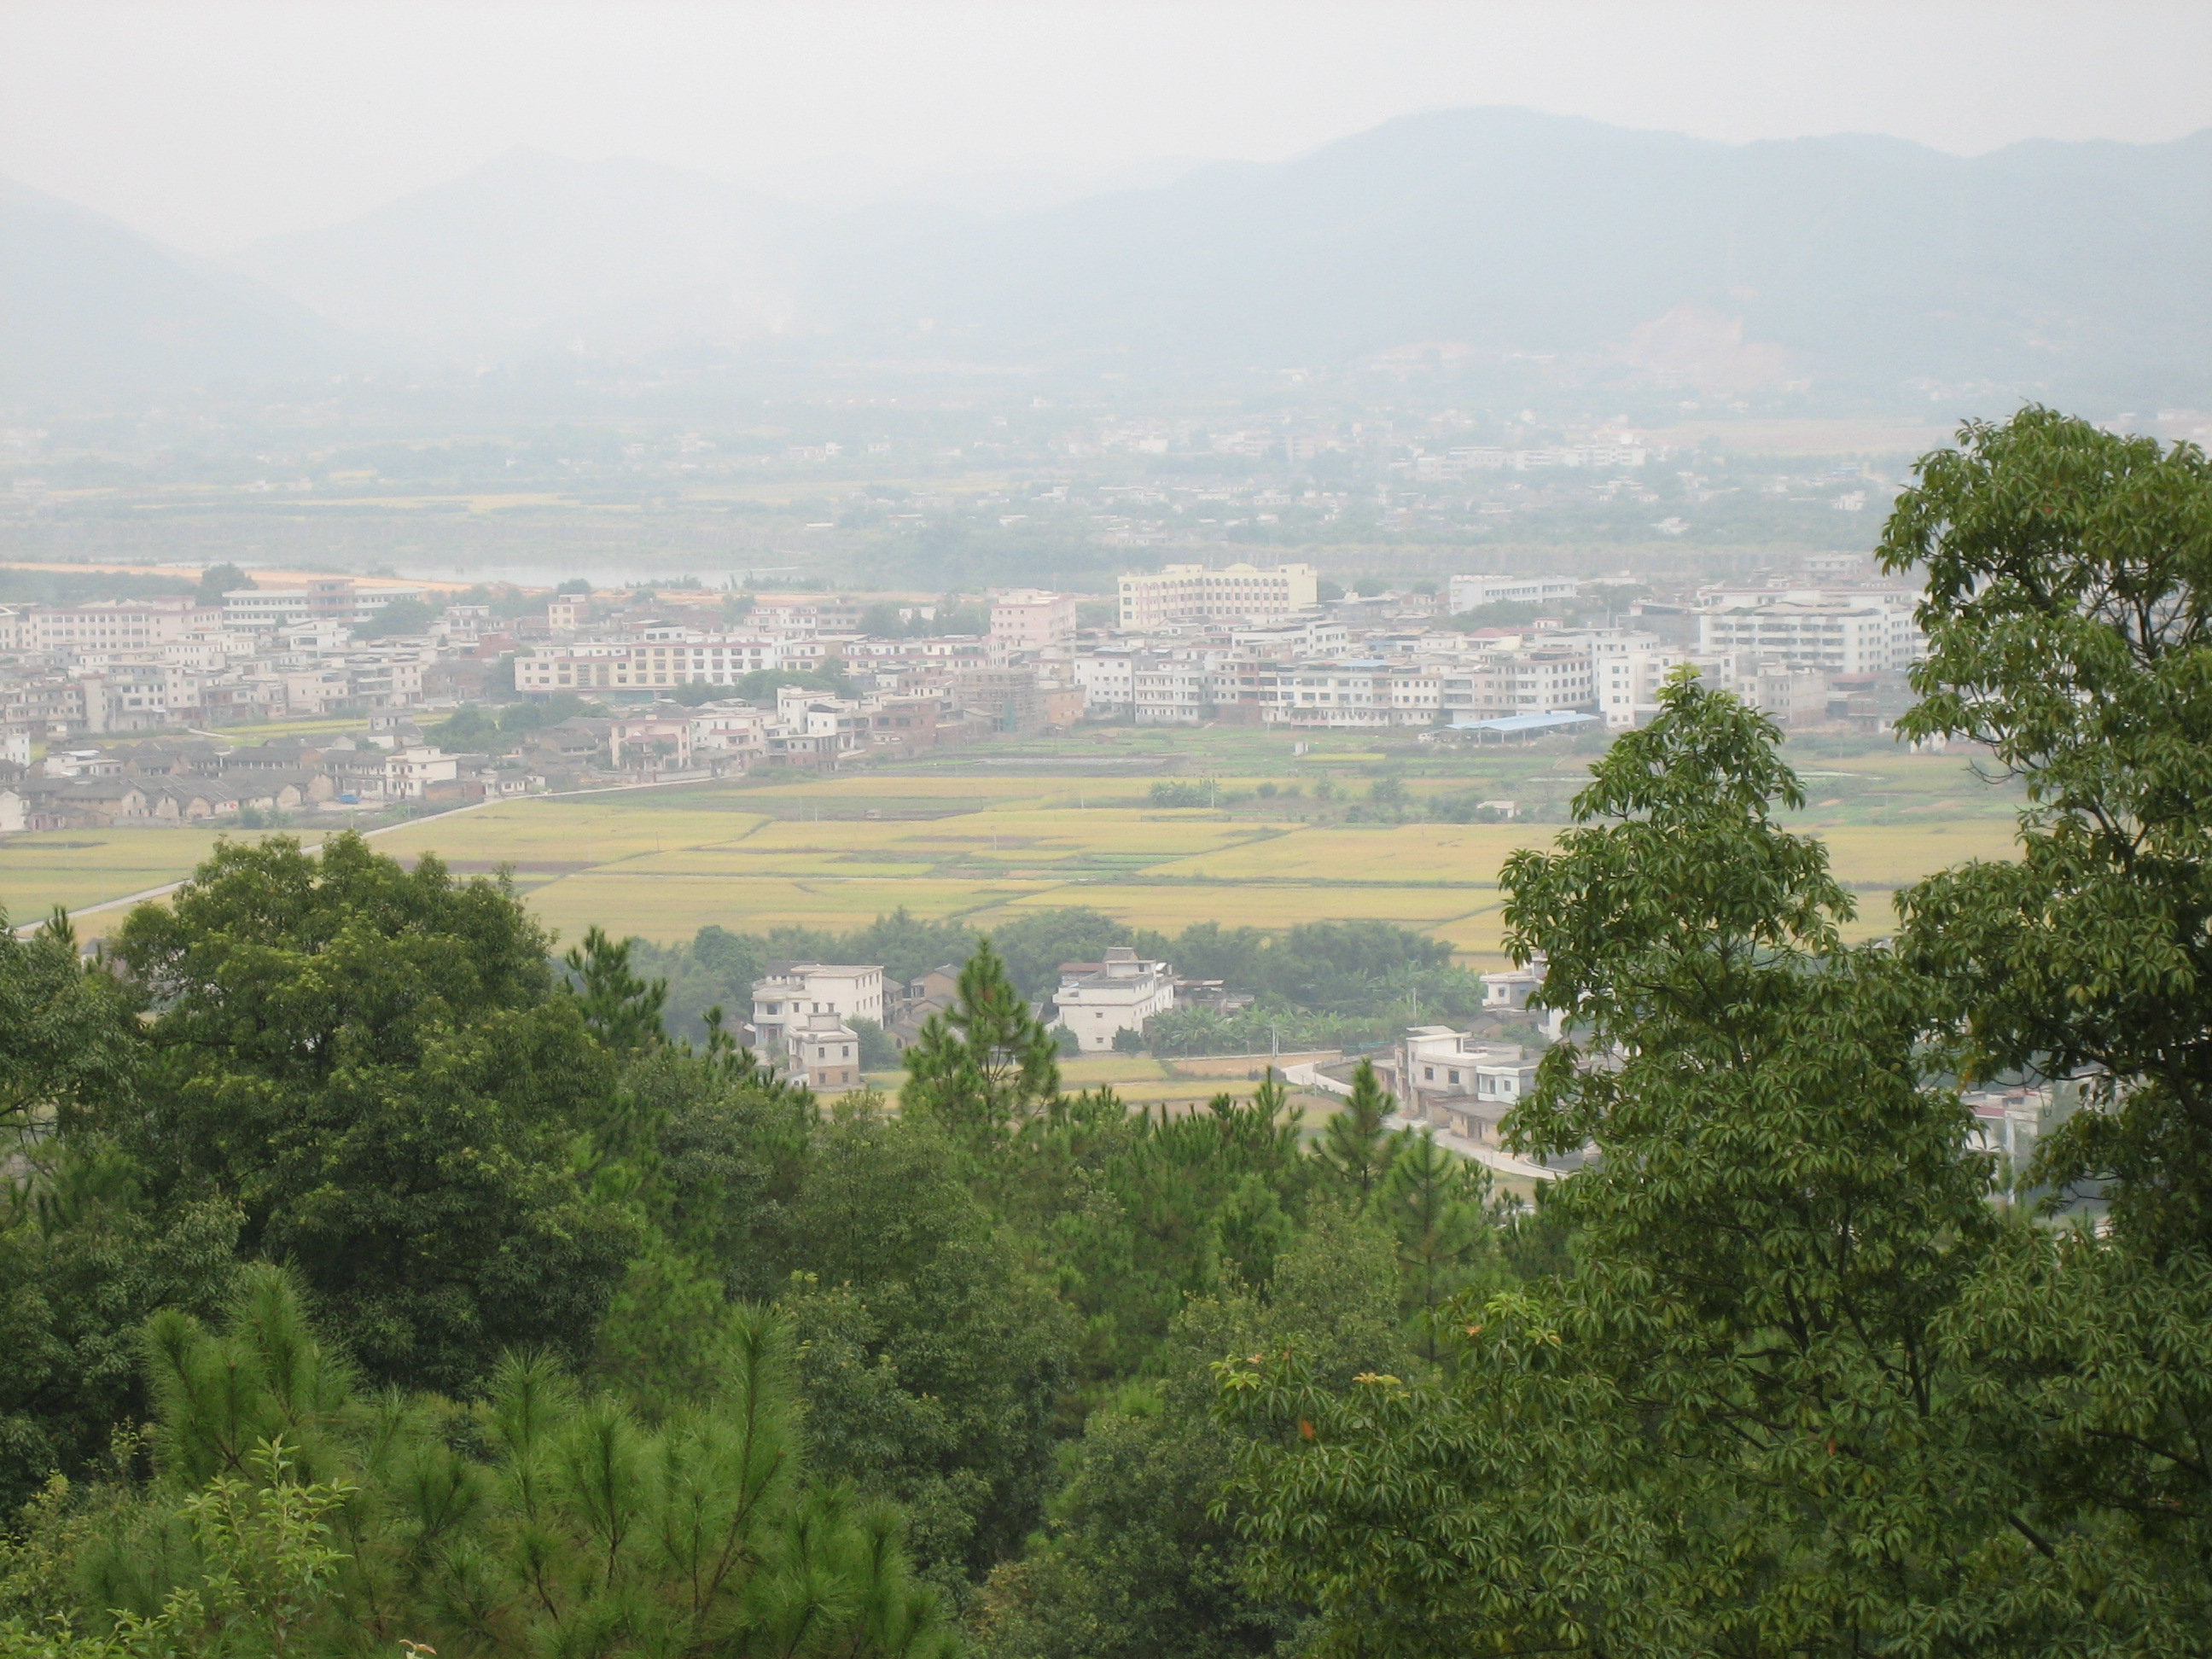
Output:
[4, 0, 2209, 253]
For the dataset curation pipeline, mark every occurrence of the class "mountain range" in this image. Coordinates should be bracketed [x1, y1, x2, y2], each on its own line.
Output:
[0, 178, 352, 403]
[5, 108, 2209, 409]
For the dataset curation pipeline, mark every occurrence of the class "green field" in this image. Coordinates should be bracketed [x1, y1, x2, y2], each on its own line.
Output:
[6, 731, 2027, 961]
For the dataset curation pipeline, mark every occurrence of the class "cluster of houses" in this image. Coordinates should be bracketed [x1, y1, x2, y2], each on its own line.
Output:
[0, 720, 518, 833]
[1, 556, 1929, 831]
[742, 947, 1189, 1091]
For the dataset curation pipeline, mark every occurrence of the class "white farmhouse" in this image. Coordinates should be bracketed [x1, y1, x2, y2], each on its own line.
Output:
[750, 963, 886, 1051]
[1052, 947, 1175, 1051]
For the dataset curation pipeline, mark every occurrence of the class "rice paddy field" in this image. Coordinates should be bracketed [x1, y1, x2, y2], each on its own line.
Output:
[6, 729, 2029, 965]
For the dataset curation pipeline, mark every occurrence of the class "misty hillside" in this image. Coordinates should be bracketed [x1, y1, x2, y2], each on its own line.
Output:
[0, 178, 352, 404]
[233, 148, 967, 355]
[8, 108, 2210, 409]
[813, 108, 2212, 402]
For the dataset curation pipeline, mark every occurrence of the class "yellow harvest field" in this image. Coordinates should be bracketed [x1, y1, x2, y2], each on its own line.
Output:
[524, 873, 1059, 940]
[0, 826, 329, 923]
[1148, 824, 1543, 884]
[8, 764, 2027, 966]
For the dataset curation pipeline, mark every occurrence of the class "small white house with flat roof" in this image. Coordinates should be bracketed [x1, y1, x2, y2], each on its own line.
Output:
[1052, 947, 1175, 1051]
[783, 1012, 864, 1092]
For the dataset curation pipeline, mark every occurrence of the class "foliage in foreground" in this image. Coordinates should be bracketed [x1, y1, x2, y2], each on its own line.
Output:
[1220, 410, 2212, 1657]
[4, 1270, 953, 1659]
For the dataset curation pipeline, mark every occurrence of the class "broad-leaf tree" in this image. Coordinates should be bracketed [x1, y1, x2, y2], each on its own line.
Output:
[1223, 672, 2015, 1656]
[105, 835, 639, 1393]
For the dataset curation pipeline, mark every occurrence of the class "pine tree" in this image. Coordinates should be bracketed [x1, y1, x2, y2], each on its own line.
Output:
[901, 940, 1060, 1142]
[1380, 1132, 1494, 1362]
[1314, 1059, 1400, 1206]
[563, 925, 668, 1052]
[68, 1266, 957, 1659]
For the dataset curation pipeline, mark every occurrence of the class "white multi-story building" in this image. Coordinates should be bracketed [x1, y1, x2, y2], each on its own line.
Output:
[1597, 648, 1685, 729]
[1447, 574, 1582, 614]
[1072, 649, 1141, 712]
[1464, 646, 1598, 716]
[1964, 1085, 2054, 1190]
[8, 598, 213, 654]
[1382, 1027, 1544, 1144]
[1134, 664, 1213, 725]
[1278, 661, 1398, 727]
[513, 635, 781, 697]
[1231, 619, 1349, 656]
[1697, 596, 1924, 675]
[1118, 562, 1319, 629]
[748, 597, 863, 637]
[688, 704, 771, 765]
[1053, 947, 1175, 1051]
[749, 964, 887, 1052]
[224, 580, 427, 632]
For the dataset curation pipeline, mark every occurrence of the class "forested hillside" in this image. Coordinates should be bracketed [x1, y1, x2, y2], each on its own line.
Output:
[8, 408, 2212, 1656]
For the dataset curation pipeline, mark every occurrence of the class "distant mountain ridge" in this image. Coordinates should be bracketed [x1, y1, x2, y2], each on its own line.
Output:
[808, 108, 2212, 401]
[236, 149, 818, 353]
[5, 108, 2210, 408]
[0, 178, 353, 404]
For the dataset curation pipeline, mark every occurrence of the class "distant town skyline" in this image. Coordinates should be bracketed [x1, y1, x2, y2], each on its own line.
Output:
[3, 0, 2209, 253]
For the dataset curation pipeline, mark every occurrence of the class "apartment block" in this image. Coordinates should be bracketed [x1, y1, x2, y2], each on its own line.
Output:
[1118, 562, 1318, 628]
[748, 597, 864, 637]
[224, 579, 428, 632]
[514, 636, 781, 696]
[1697, 596, 1924, 675]
[989, 589, 1077, 655]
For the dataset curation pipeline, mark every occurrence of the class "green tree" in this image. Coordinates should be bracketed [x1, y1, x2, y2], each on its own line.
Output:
[425, 701, 503, 751]
[1875, 407, 2212, 1644]
[1222, 672, 2015, 1656]
[852, 1016, 901, 1070]
[980, 1207, 1405, 1659]
[1378, 1132, 1495, 1362]
[352, 596, 435, 638]
[901, 940, 1060, 1144]
[781, 1110, 1075, 1595]
[1039, 1083, 1311, 1384]
[0, 911, 131, 1142]
[987, 908, 1127, 998]
[194, 565, 250, 607]
[0, 1149, 242, 1516]
[562, 925, 669, 1053]
[105, 835, 639, 1393]
[1313, 1060, 1398, 1206]
[1885, 407, 2212, 1251]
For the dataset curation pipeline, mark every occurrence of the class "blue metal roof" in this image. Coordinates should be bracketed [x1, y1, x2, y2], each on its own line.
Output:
[1452, 711, 1600, 733]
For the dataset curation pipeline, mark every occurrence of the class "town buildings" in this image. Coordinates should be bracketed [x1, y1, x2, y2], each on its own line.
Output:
[2, 558, 1928, 837]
